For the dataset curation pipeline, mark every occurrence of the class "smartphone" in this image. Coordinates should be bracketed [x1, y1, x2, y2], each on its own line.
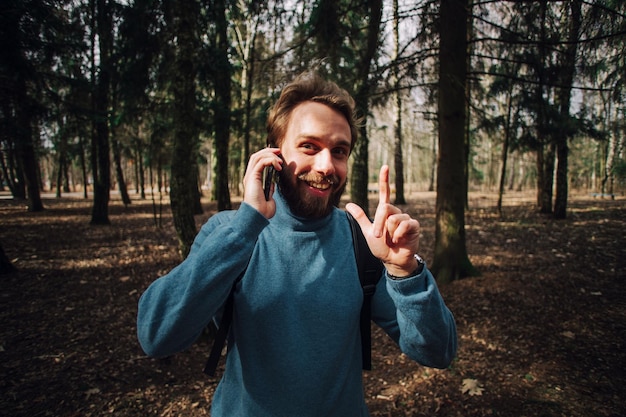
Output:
[263, 165, 276, 201]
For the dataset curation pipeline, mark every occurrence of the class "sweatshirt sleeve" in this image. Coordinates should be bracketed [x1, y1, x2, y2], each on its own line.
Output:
[372, 266, 457, 369]
[137, 203, 269, 358]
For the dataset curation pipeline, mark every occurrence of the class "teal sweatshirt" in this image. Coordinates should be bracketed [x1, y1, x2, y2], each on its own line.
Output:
[137, 192, 457, 416]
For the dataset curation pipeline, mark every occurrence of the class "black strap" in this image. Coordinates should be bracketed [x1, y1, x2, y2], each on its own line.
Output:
[204, 212, 383, 376]
[204, 287, 235, 376]
[346, 211, 383, 370]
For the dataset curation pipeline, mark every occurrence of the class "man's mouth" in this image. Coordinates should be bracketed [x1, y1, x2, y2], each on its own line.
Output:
[298, 173, 336, 192]
[305, 180, 334, 191]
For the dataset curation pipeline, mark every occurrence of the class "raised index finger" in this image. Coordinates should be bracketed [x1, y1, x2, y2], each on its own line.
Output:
[378, 165, 391, 205]
[373, 165, 390, 238]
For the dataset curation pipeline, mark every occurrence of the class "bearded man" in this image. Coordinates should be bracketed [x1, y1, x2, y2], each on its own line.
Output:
[137, 71, 457, 417]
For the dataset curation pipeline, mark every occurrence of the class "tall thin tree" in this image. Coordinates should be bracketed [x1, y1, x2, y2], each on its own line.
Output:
[392, 0, 406, 205]
[431, 0, 477, 283]
[169, 0, 201, 256]
[212, 0, 233, 211]
[350, 0, 383, 216]
[90, 0, 113, 224]
[554, 0, 582, 219]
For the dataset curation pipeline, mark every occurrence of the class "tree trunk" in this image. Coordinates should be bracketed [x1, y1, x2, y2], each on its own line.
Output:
[138, 146, 145, 199]
[0, 152, 15, 195]
[0, 154, 8, 194]
[79, 136, 88, 199]
[538, 142, 555, 213]
[14, 73, 43, 211]
[192, 165, 203, 214]
[169, 0, 200, 257]
[350, 0, 382, 217]
[351, 119, 370, 214]
[90, 0, 112, 225]
[18, 132, 43, 212]
[112, 136, 132, 206]
[2, 4, 37, 206]
[428, 129, 436, 192]
[554, 0, 582, 219]
[464, 0, 475, 211]
[535, 0, 553, 214]
[55, 122, 66, 198]
[431, 0, 477, 283]
[56, 152, 64, 198]
[393, 100, 406, 205]
[62, 156, 70, 193]
[392, 0, 405, 205]
[239, 14, 259, 183]
[600, 96, 618, 197]
[497, 86, 514, 216]
[213, 0, 232, 211]
[13, 150, 26, 200]
[554, 139, 568, 218]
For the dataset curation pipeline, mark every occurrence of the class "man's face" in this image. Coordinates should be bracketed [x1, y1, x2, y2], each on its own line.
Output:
[277, 101, 352, 218]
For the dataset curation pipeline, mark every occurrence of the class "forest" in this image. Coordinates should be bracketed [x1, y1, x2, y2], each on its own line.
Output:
[2, 0, 625, 275]
[1, 0, 625, 416]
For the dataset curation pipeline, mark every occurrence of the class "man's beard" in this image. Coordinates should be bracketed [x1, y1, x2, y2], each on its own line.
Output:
[277, 165, 346, 219]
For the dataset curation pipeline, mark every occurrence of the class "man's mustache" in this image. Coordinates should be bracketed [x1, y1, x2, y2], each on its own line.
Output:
[297, 172, 340, 186]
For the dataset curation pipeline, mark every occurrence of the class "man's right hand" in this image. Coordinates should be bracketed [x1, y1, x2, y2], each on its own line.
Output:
[243, 148, 283, 218]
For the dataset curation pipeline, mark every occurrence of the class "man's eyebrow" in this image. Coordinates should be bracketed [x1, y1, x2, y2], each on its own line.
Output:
[335, 139, 352, 149]
[296, 134, 352, 149]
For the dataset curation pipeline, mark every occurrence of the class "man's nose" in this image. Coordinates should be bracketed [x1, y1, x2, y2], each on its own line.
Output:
[314, 149, 335, 176]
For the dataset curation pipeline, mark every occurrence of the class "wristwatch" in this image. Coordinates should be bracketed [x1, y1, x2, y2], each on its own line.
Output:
[388, 254, 425, 280]
[413, 253, 425, 274]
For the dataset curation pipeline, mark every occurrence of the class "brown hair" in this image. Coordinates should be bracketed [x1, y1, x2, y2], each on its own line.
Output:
[266, 72, 358, 150]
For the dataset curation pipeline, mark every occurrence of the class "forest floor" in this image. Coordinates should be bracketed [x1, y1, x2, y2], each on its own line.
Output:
[1, 189, 625, 417]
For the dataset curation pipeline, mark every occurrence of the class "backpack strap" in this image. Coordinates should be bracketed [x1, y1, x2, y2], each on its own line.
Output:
[204, 287, 235, 376]
[346, 211, 383, 370]
[204, 271, 244, 376]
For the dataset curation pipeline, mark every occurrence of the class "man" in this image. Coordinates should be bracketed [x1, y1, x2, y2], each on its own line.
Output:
[137, 72, 457, 416]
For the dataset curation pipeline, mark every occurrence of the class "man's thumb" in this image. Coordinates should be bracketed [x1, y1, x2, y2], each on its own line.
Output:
[345, 203, 370, 230]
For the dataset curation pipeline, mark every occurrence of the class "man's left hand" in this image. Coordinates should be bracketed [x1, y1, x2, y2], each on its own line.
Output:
[345, 165, 421, 277]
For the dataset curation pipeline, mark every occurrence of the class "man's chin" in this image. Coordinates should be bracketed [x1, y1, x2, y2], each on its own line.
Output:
[279, 182, 345, 218]
[292, 195, 334, 218]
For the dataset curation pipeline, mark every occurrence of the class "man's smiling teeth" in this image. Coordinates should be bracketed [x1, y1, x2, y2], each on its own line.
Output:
[298, 173, 336, 190]
[308, 181, 331, 190]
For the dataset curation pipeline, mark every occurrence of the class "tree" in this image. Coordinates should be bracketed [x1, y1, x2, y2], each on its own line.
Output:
[211, 0, 233, 212]
[232, 1, 263, 181]
[13, 79, 43, 212]
[169, 0, 201, 256]
[431, 0, 477, 283]
[116, 0, 167, 202]
[0, 0, 75, 211]
[90, 0, 113, 225]
[392, 0, 406, 205]
[495, 78, 519, 216]
[535, 0, 557, 214]
[350, 0, 383, 216]
[111, 133, 132, 206]
[553, 0, 582, 219]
